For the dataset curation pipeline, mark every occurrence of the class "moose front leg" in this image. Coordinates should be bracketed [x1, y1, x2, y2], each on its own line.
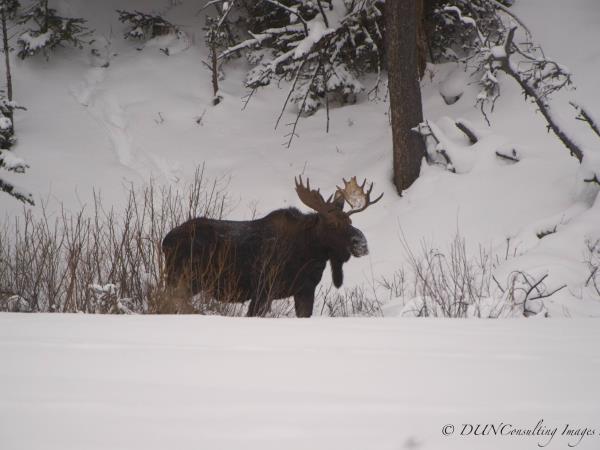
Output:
[294, 289, 315, 318]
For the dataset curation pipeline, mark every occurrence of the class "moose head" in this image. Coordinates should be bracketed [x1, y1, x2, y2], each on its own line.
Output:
[294, 175, 383, 288]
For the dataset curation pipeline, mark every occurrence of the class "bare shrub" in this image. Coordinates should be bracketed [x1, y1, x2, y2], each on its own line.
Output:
[316, 284, 383, 318]
[0, 166, 229, 314]
[398, 234, 496, 317]
[380, 268, 407, 302]
[387, 232, 565, 318]
[584, 238, 600, 299]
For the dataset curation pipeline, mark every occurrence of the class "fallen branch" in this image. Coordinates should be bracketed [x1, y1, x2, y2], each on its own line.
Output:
[495, 148, 519, 162]
[415, 121, 456, 173]
[455, 120, 479, 144]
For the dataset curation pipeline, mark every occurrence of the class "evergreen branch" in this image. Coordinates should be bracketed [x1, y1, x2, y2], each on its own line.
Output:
[0, 177, 34, 205]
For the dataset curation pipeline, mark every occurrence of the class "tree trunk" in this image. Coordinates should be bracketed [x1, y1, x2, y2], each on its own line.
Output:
[1, 8, 13, 129]
[416, 0, 427, 78]
[386, 0, 426, 195]
[1, 9, 11, 102]
[210, 43, 220, 105]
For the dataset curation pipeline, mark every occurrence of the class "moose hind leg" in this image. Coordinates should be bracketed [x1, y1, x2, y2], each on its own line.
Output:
[294, 291, 315, 318]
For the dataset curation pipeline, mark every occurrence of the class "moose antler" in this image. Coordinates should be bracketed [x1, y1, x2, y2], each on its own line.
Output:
[295, 175, 340, 214]
[337, 176, 383, 216]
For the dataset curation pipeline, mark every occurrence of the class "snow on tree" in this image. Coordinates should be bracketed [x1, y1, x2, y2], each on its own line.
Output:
[116, 10, 178, 40]
[0, 92, 24, 149]
[116, 9, 191, 56]
[17, 0, 91, 59]
[427, 0, 504, 62]
[419, 0, 600, 196]
[222, 0, 384, 146]
[0, 143, 33, 205]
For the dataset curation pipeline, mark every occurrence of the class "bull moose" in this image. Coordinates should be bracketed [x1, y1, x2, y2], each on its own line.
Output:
[162, 176, 382, 317]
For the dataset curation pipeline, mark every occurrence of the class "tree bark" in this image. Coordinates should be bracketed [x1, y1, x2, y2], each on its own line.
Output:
[1, 9, 11, 102]
[1, 7, 13, 132]
[210, 43, 220, 105]
[386, 0, 426, 195]
[416, 0, 427, 78]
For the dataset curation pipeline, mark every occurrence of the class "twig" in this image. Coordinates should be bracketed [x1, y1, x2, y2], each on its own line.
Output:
[315, 0, 329, 28]
[262, 0, 308, 34]
[570, 101, 600, 139]
[490, 0, 531, 36]
[492, 27, 584, 162]
[495, 149, 519, 162]
[275, 57, 308, 130]
[283, 59, 322, 148]
[584, 174, 600, 186]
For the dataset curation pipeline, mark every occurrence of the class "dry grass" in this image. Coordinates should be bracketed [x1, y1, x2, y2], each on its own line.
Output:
[380, 232, 565, 318]
[0, 166, 229, 314]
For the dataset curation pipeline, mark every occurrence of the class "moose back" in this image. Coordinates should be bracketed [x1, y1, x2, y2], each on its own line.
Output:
[162, 176, 382, 317]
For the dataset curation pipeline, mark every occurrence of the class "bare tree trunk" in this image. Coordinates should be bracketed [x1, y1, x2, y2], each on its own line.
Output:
[1, 9, 11, 102]
[386, 0, 426, 195]
[1, 7, 13, 133]
[210, 43, 220, 105]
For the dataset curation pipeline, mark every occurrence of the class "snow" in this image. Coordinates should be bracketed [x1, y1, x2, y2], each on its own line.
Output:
[0, 149, 28, 172]
[292, 19, 333, 59]
[442, 5, 477, 28]
[439, 66, 467, 104]
[490, 45, 507, 59]
[18, 29, 54, 51]
[0, 116, 12, 130]
[1, 314, 600, 450]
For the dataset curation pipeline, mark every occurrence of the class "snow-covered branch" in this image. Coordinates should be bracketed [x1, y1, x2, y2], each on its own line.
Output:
[0, 149, 29, 173]
[223, 0, 383, 145]
[0, 176, 33, 205]
[480, 26, 584, 162]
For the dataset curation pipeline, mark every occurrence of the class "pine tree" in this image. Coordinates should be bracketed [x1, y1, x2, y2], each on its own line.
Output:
[0, 102, 33, 205]
[17, 0, 90, 59]
[116, 9, 178, 41]
[223, 0, 384, 142]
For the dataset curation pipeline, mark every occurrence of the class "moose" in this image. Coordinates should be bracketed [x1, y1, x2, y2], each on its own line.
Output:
[162, 176, 382, 317]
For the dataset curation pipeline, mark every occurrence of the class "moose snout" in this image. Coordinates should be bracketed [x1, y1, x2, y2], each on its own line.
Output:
[350, 230, 369, 257]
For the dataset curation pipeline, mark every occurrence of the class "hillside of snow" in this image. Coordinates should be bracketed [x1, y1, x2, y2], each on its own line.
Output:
[1, 0, 599, 315]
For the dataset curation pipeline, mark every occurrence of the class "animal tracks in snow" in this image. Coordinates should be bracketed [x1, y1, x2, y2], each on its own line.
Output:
[70, 64, 179, 181]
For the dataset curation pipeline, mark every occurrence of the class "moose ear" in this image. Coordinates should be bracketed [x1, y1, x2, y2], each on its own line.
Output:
[332, 190, 345, 211]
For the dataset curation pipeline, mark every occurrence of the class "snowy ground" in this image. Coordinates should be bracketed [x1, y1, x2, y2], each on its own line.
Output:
[2, 313, 600, 450]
